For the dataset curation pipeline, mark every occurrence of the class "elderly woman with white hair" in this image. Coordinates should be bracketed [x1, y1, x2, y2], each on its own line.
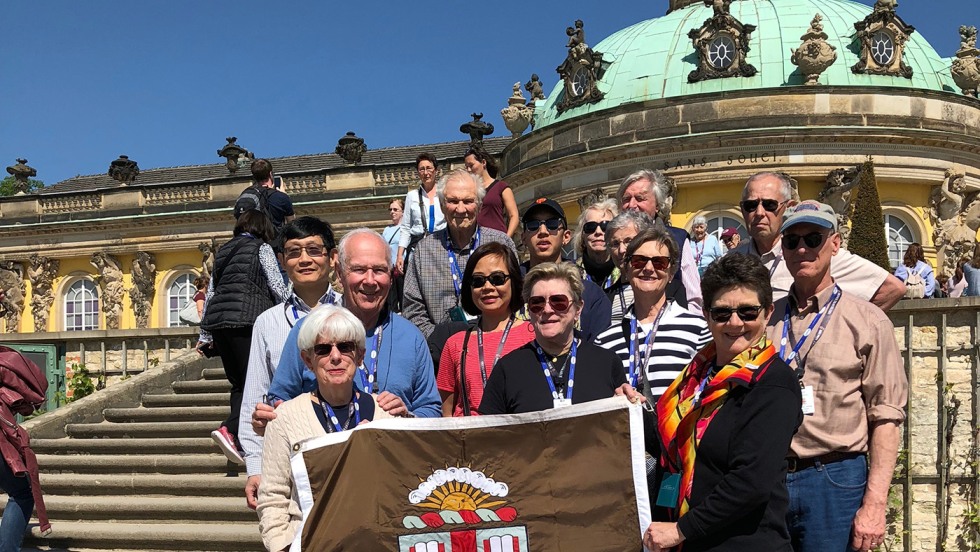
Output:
[257, 304, 391, 552]
[689, 215, 724, 276]
[574, 198, 620, 290]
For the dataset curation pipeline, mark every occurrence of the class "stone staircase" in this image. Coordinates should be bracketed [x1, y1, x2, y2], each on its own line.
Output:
[4, 360, 263, 551]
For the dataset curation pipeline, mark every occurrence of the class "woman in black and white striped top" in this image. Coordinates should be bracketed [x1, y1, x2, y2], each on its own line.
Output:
[594, 227, 710, 402]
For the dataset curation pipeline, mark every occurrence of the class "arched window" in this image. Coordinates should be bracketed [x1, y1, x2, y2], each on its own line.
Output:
[706, 214, 745, 241]
[65, 280, 99, 331]
[884, 213, 915, 269]
[168, 273, 196, 327]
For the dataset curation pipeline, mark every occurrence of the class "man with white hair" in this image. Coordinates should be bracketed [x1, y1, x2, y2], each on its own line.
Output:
[402, 169, 517, 338]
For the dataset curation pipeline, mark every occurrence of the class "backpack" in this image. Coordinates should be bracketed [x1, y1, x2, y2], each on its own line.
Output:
[904, 266, 925, 299]
[0, 345, 48, 416]
[233, 185, 276, 226]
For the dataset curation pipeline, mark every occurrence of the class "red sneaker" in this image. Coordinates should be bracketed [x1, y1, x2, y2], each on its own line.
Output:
[211, 426, 245, 465]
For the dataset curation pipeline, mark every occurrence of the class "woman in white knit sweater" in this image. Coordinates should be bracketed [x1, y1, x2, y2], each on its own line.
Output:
[257, 305, 391, 552]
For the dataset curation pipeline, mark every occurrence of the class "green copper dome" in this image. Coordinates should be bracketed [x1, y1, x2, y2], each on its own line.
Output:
[534, 0, 958, 128]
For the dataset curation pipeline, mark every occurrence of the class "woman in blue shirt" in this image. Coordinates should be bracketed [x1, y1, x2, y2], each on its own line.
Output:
[894, 243, 936, 298]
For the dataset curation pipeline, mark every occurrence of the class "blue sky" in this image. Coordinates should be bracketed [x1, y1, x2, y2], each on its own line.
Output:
[0, 0, 968, 186]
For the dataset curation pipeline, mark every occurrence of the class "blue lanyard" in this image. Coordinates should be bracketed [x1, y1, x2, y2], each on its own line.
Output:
[446, 228, 481, 297]
[359, 322, 385, 393]
[692, 365, 718, 406]
[476, 317, 515, 386]
[315, 389, 360, 433]
[428, 204, 435, 233]
[627, 302, 669, 388]
[284, 291, 337, 328]
[779, 285, 842, 368]
[534, 339, 578, 401]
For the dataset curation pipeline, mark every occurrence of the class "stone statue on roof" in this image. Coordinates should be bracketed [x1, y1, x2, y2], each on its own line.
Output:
[873, 0, 898, 12]
[460, 113, 494, 148]
[705, 0, 732, 17]
[525, 74, 545, 103]
[961, 25, 978, 50]
[108, 155, 139, 184]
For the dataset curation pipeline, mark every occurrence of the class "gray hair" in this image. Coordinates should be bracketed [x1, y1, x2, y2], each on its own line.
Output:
[436, 169, 486, 211]
[573, 198, 620, 255]
[691, 215, 707, 227]
[296, 304, 367, 353]
[338, 228, 391, 270]
[616, 169, 667, 213]
[742, 172, 795, 202]
[522, 262, 585, 305]
[605, 210, 656, 245]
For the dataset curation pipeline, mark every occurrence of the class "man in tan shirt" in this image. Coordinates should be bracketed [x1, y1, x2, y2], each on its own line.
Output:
[766, 200, 907, 552]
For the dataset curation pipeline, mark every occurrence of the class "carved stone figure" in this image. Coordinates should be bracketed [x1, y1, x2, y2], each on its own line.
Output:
[525, 74, 546, 104]
[951, 26, 980, 98]
[501, 83, 534, 138]
[460, 113, 495, 148]
[28, 254, 59, 332]
[687, 1, 757, 83]
[108, 155, 140, 184]
[819, 166, 862, 247]
[90, 252, 124, 330]
[128, 252, 156, 329]
[335, 132, 367, 164]
[0, 262, 26, 332]
[5, 159, 37, 195]
[577, 188, 609, 211]
[217, 137, 253, 174]
[851, 3, 915, 78]
[930, 169, 980, 276]
[556, 19, 607, 114]
[874, 0, 898, 12]
[199, 240, 216, 280]
[658, 176, 678, 225]
[791, 14, 838, 85]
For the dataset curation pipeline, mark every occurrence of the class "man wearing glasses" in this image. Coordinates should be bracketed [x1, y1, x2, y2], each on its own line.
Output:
[766, 201, 906, 552]
[731, 172, 905, 311]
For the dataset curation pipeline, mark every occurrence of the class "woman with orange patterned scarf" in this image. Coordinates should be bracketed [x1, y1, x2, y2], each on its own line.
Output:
[643, 254, 802, 552]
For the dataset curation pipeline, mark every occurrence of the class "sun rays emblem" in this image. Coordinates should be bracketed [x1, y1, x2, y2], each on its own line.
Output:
[409, 466, 509, 511]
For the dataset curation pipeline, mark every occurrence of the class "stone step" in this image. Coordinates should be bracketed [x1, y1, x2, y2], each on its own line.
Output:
[37, 454, 243, 475]
[26, 521, 263, 551]
[201, 367, 227, 380]
[31, 437, 219, 455]
[103, 405, 229, 423]
[66, 420, 219, 439]
[1, 495, 255, 523]
[142, 391, 230, 407]
[39, 473, 245, 497]
[171, 379, 231, 394]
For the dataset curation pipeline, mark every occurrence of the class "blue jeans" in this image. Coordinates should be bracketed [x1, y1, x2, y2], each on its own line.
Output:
[0, 459, 33, 552]
[786, 455, 867, 552]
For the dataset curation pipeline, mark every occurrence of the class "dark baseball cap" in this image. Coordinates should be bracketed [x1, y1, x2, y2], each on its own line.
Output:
[521, 197, 566, 224]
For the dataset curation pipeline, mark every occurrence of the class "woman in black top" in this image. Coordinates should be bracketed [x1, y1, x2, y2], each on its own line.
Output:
[479, 262, 626, 414]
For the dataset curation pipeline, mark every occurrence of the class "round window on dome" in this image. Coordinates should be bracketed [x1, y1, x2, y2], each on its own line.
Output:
[870, 31, 895, 66]
[707, 35, 736, 69]
[571, 67, 590, 97]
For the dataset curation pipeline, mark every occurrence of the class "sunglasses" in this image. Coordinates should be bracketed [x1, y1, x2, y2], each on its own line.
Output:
[312, 342, 358, 356]
[740, 199, 785, 213]
[471, 272, 511, 288]
[782, 232, 828, 249]
[527, 294, 572, 314]
[284, 245, 327, 260]
[582, 220, 609, 235]
[523, 218, 564, 233]
[708, 305, 764, 323]
[627, 254, 671, 272]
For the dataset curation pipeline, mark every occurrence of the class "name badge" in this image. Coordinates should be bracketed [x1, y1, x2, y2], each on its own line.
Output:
[553, 398, 572, 409]
[801, 385, 815, 416]
[656, 473, 681, 508]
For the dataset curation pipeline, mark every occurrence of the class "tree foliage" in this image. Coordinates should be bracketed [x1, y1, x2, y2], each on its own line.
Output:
[0, 176, 45, 197]
[847, 158, 892, 272]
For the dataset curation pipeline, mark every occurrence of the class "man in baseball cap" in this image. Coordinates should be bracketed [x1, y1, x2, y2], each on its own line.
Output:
[720, 227, 740, 251]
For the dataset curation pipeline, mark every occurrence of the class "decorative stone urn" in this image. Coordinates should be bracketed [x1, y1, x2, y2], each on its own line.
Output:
[500, 83, 534, 138]
[791, 14, 838, 85]
[335, 132, 367, 164]
[951, 26, 980, 97]
[5, 158, 37, 195]
[217, 137, 253, 173]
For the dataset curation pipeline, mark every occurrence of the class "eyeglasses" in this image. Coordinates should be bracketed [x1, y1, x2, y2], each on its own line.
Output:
[782, 232, 828, 249]
[284, 245, 327, 260]
[523, 218, 564, 233]
[471, 272, 511, 288]
[582, 220, 609, 235]
[740, 199, 786, 213]
[627, 254, 671, 272]
[527, 294, 571, 314]
[312, 341, 358, 356]
[609, 236, 634, 250]
[707, 305, 764, 323]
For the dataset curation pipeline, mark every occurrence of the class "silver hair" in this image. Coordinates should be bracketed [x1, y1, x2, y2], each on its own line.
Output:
[338, 228, 391, 270]
[616, 169, 667, 212]
[691, 215, 708, 227]
[296, 304, 367, 353]
[436, 169, 486, 211]
[573, 198, 620, 255]
[742, 172, 795, 202]
[605, 210, 656, 245]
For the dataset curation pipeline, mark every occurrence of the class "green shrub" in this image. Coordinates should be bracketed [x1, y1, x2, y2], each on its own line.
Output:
[847, 158, 892, 272]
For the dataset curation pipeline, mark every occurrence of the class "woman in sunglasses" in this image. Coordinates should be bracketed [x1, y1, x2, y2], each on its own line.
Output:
[479, 262, 627, 414]
[258, 304, 391, 551]
[642, 254, 802, 552]
[437, 243, 535, 416]
[594, 228, 710, 403]
[573, 199, 620, 290]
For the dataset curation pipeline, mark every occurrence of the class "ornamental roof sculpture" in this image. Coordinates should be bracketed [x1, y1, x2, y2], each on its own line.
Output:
[5, 158, 37, 195]
[791, 14, 838, 86]
[851, 0, 915, 78]
[217, 137, 253, 174]
[687, 0, 757, 83]
[555, 19, 608, 114]
[460, 113, 494, 148]
[335, 132, 367, 164]
[107, 155, 139, 184]
[951, 26, 980, 97]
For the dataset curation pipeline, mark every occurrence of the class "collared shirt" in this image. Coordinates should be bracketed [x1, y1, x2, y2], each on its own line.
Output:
[402, 226, 516, 338]
[691, 234, 725, 274]
[397, 188, 446, 248]
[238, 288, 342, 476]
[731, 238, 889, 303]
[607, 281, 634, 327]
[766, 284, 907, 459]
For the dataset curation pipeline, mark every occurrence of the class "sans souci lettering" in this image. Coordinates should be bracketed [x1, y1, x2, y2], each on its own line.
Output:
[661, 153, 779, 171]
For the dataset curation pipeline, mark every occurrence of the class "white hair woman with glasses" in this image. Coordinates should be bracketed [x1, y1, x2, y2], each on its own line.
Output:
[594, 228, 711, 404]
[257, 305, 391, 552]
[605, 210, 656, 325]
[642, 253, 801, 551]
[479, 262, 632, 414]
[689, 215, 724, 276]
[574, 199, 620, 290]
